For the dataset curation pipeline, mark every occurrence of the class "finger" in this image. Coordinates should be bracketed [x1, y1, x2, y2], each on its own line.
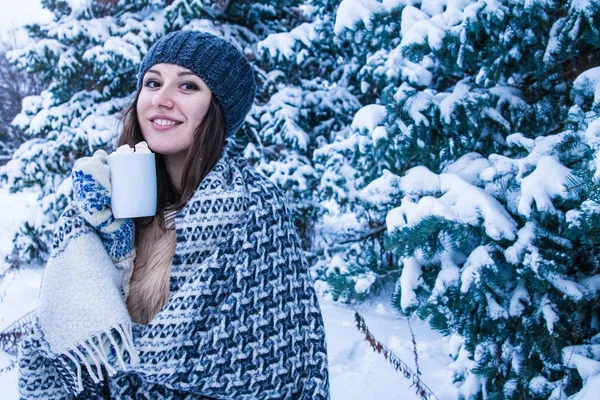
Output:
[93, 149, 108, 162]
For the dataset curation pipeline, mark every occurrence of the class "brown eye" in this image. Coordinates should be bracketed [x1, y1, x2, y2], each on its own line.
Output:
[144, 79, 161, 88]
[181, 82, 200, 91]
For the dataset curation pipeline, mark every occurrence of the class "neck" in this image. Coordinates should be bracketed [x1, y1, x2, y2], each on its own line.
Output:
[164, 153, 187, 191]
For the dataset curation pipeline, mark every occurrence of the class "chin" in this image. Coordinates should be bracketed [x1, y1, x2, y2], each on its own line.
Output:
[146, 143, 188, 158]
[149, 146, 181, 156]
[142, 137, 175, 153]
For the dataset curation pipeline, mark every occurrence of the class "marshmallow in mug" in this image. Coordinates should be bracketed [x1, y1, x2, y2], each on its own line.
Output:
[111, 141, 153, 155]
[107, 141, 157, 218]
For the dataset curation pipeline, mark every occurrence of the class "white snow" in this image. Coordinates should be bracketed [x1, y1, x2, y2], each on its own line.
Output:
[351, 104, 390, 145]
[546, 272, 584, 301]
[65, 0, 92, 14]
[439, 79, 470, 124]
[573, 66, 600, 105]
[83, 36, 143, 65]
[323, 298, 459, 399]
[540, 295, 558, 334]
[400, 0, 489, 57]
[352, 104, 387, 133]
[489, 86, 528, 110]
[563, 342, 600, 400]
[256, 87, 309, 151]
[459, 372, 483, 398]
[359, 169, 402, 205]
[334, 0, 386, 35]
[326, 254, 350, 276]
[506, 132, 535, 152]
[382, 0, 412, 12]
[431, 251, 460, 297]
[581, 119, 600, 181]
[367, 46, 434, 87]
[567, 354, 600, 380]
[486, 292, 508, 320]
[442, 153, 491, 185]
[387, 169, 518, 241]
[372, 126, 388, 144]
[518, 156, 572, 217]
[399, 165, 440, 196]
[48, 16, 113, 42]
[257, 22, 318, 62]
[404, 91, 433, 126]
[354, 273, 377, 294]
[399, 257, 423, 310]
[460, 246, 494, 293]
[508, 282, 530, 317]
[401, 6, 429, 37]
[570, 374, 600, 400]
[0, 186, 44, 400]
[505, 222, 537, 265]
[529, 375, 554, 397]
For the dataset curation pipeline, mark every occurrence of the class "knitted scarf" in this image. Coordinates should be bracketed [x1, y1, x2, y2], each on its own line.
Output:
[18, 151, 330, 399]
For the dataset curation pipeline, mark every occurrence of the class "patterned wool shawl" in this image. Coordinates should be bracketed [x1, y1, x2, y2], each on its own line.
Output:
[18, 151, 330, 399]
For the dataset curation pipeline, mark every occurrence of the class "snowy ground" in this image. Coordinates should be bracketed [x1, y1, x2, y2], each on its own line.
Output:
[0, 186, 456, 399]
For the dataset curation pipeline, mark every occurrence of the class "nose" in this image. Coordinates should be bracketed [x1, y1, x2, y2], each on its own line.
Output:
[151, 86, 174, 108]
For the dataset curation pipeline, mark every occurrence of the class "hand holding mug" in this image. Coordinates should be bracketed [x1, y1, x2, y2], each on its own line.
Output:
[71, 149, 135, 262]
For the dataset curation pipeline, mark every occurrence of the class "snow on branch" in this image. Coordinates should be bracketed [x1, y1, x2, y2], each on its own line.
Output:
[334, 0, 386, 34]
[386, 169, 518, 242]
[257, 22, 318, 62]
[518, 156, 573, 217]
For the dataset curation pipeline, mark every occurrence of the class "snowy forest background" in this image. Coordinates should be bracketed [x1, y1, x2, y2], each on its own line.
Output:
[1, 0, 600, 398]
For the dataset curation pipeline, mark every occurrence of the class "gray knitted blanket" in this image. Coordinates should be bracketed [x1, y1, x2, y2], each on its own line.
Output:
[18, 150, 330, 399]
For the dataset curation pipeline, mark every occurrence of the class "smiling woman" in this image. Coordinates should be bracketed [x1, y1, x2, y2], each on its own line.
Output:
[17, 30, 330, 399]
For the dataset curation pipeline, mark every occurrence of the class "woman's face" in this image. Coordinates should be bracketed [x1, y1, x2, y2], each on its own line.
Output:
[136, 63, 212, 158]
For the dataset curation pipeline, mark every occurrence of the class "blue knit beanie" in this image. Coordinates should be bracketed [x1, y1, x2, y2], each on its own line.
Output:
[137, 30, 256, 137]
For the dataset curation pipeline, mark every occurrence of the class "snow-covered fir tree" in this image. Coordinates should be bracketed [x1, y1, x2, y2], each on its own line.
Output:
[0, 30, 44, 162]
[4, 0, 600, 398]
[319, 0, 600, 398]
[258, 0, 600, 398]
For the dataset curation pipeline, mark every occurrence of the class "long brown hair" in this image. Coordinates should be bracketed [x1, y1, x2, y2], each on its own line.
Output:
[118, 89, 226, 229]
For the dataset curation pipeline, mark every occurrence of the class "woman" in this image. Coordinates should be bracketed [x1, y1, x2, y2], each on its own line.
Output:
[18, 30, 330, 399]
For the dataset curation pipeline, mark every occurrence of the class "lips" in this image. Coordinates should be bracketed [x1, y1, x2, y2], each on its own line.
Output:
[149, 115, 183, 130]
[153, 118, 180, 126]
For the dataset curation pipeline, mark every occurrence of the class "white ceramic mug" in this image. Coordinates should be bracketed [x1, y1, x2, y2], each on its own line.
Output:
[106, 153, 157, 219]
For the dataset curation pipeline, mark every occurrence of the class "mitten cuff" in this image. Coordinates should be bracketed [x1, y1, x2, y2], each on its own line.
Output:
[98, 218, 135, 262]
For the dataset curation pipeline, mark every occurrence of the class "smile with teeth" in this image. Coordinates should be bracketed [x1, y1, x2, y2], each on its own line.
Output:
[152, 119, 182, 126]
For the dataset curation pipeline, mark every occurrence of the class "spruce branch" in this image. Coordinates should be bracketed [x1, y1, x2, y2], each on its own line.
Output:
[0, 311, 35, 376]
[0, 246, 28, 302]
[558, 345, 576, 397]
[0, 358, 17, 375]
[0, 311, 35, 357]
[305, 225, 386, 260]
[407, 317, 422, 376]
[556, 328, 583, 397]
[354, 312, 440, 400]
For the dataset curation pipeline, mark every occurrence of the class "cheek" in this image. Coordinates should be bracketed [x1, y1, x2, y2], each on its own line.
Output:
[189, 95, 212, 122]
[193, 104, 210, 124]
[136, 94, 150, 115]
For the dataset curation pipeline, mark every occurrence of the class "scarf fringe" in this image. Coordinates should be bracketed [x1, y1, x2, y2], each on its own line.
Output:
[58, 323, 139, 393]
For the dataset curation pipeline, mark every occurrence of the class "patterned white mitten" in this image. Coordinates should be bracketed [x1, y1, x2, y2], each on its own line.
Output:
[71, 150, 135, 262]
